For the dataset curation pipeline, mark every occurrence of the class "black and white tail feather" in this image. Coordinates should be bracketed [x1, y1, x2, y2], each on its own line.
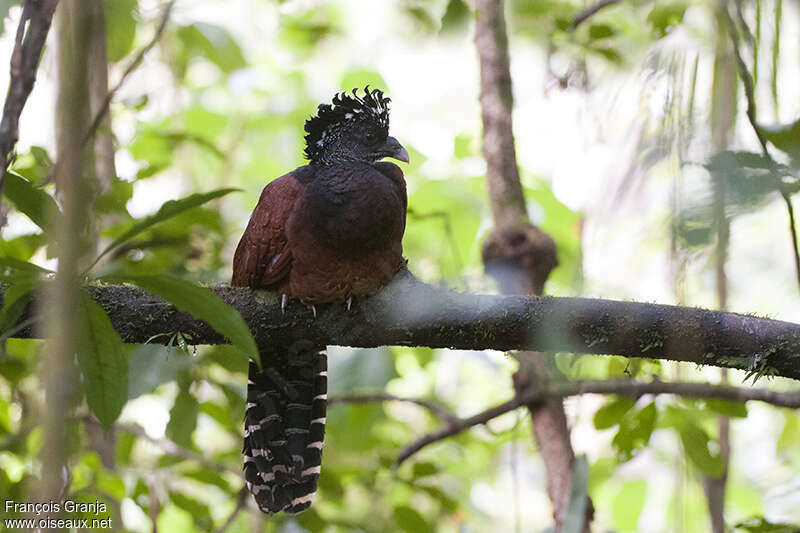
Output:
[243, 342, 327, 514]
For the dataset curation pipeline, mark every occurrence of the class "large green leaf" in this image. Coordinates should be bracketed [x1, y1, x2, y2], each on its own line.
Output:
[77, 292, 129, 429]
[127, 344, 195, 400]
[3, 172, 62, 231]
[0, 257, 51, 279]
[0, 233, 47, 261]
[90, 188, 239, 269]
[114, 274, 257, 360]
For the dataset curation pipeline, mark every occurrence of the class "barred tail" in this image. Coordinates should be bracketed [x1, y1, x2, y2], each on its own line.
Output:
[243, 342, 327, 514]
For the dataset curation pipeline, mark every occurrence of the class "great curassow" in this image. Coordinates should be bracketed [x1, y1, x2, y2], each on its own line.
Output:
[231, 87, 409, 514]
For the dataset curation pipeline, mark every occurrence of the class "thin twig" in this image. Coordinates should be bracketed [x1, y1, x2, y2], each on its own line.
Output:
[213, 487, 248, 533]
[83, 0, 175, 146]
[407, 209, 464, 273]
[724, 5, 800, 290]
[48, 0, 175, 184]
[147, 476, 159, 533]
[329, 392, 459, 427]
[396, 379, 800, 464]
[0, 0, 59, 198]
[570, 0, 621, 30]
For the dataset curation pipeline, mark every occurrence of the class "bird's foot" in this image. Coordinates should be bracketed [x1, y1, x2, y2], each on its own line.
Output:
[281, 294, 288, 314]
[346, 296, 352, 311]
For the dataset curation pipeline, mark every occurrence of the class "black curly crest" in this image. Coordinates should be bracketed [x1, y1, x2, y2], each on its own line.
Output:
[303, 86, 391, 161]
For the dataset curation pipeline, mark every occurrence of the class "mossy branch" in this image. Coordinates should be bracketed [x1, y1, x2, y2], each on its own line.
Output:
[4, 271, 800, 380]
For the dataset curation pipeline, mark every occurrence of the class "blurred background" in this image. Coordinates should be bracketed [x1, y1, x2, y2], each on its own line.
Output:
[1, 0, 799, 531]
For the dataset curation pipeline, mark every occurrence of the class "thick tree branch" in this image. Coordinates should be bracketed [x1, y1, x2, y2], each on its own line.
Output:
[4, 272, 800, 380]
[397, 379, 800, 464]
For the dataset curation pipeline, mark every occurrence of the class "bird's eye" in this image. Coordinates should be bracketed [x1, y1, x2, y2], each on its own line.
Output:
[364, 131, 375, 142]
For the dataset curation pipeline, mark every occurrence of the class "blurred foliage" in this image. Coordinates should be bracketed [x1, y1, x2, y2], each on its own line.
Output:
[0, 0, 797, 532]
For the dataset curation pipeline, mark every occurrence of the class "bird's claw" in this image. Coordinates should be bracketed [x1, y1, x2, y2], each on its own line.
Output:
[346, 297, 352, 311]
[310, 304, 317, 318]
[281, 294, 287, 314]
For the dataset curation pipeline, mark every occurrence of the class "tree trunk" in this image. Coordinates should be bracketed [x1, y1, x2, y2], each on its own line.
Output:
[474, 0, 592, 530]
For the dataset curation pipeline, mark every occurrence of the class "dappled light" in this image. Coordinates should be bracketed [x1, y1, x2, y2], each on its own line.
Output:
[0, 0, 799, 532]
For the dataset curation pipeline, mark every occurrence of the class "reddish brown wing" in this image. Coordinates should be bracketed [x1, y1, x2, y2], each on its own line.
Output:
[373, 161, 408, 236]
[232, 172, 305, 288]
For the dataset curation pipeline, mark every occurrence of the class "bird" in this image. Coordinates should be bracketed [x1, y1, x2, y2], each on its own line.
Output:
[231, 87, 409, 514]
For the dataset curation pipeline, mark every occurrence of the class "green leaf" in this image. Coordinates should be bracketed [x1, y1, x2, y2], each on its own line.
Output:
[297, 508, 327, 533]
[328, 347, 397, 394]
[182, 467, 230, 491]
[3, 172, 62, 231]
[175, 23, 246, 74]
[393, 505, 432, 533]
[199, 400, 235, 431]
[0, 278, 37, 335]
[562, 455, 590, 533]
[705, 399, 748, 418]
[734, 516, 800, 533]
[411, 461, 439, 479]
[77, 292, 129, 429]
[777, 412, 800, 453]
[127, 344, 195, 400]
[116, 431, 136, 464]
[166, 386, 198, 448]
[761, 119, 800, 162]
[0, 233, 46, 261]
[90, 188, 239, 269]
[440, 0, 470, 33]
[612, 401, 657, 460]
[678, 421, 724, 477]
[11, 145, 52, 186]
[591, 45, 623, 64]
[612, 479, 647, 531]
[646, 1, 688, 38]
[104, 0, 137, 62]
[593, 397, 636, 430]
[168, 491, 211, 530]
[0, 257, 50, 282]
[588, 23, 615, 40]
[96, 470, 126, 500]
[114, 274, 257, 361]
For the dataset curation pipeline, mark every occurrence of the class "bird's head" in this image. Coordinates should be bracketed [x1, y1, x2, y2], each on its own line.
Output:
[304, 86, 410, 166]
